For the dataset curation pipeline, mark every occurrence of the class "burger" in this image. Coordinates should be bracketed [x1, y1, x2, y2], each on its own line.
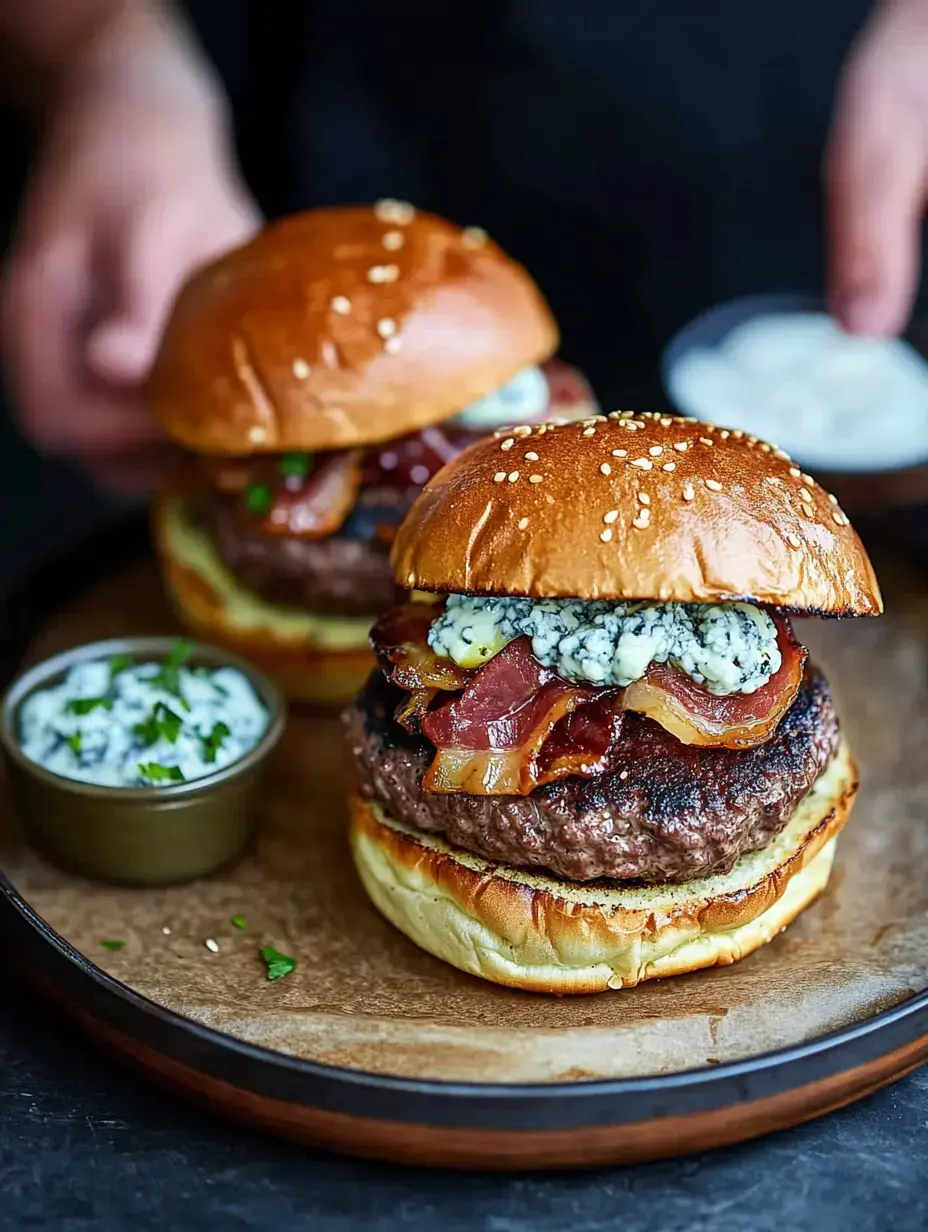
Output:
[148, 202, 596, 703]
[345, 412, 882, 992]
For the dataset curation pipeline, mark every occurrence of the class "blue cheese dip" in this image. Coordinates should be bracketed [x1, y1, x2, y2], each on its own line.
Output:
[428, 595, 781, 696]
[18, 643, 269, 787]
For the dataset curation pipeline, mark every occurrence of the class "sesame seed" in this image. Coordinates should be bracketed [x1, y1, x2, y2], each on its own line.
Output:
[659, 416, 673, 426]
[719, 429, 730, 439]
[787, 533, 802, 548]
[247, 425, 267, 444]
[828, 493, 838, 505]
[367, 263, 399, 283]
[774, 448, 791, 461]
[633, 511, 650, 530]
[600, 462, 612, 476]
[382, 230, 405, 251]
[833, 510, 848, 526]
[801, 502, 815, 518]
[732, 428, 744, 438]
[508, 471, 519, 482]
[493, 472, 506, 483]
[377, 318, 397, 338]
[525, 451, 539, 461]
[321, 340, 339, 368]
[374, 198, 415, 225]
[600, 528, 613, 543]
[699, 437, 713, 446]
[603, 510, 619, 523]
[631, 458, 653, 470]
[789, 467, 801, 478]
[162, 927, 171, 936]
[682, 482, 695, 501]
[330, 295, 351, 314]
[638, 492, 650, 506]
[801, 473, 815, 485]
[662, 462, 676, 472]
[384, 336, 402, 355]
[205, 938, 220, 954]
[673, 441, 689, 452]
[518, 516, 530, 530]
[649, 445, 663, 457]
[500, 438, 515, 451]
[619, 769, 629, 780]
[529, 474, 543, 483]
[759, 442, 772, 453]
[798, 488, 813, 502]
[611, 448, 628, 457]
[705, 478, 723, 491]
[513, 425, 533, 437]
[461, 225, 488, 248]
[583, 426, 597, 437]
[292, 359, 310, 380]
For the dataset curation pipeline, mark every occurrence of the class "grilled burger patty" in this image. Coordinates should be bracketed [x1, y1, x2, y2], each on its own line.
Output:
[345, 666, 841, 884]
[203, 493, 399, 616]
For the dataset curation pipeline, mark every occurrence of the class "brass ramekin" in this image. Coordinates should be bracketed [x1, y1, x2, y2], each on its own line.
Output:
[0, 637, 286, 886]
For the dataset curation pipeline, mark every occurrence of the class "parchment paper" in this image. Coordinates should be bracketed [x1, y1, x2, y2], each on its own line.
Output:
[1, 553, 926, 1083]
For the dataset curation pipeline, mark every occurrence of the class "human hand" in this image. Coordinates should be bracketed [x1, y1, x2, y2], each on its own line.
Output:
[1, 8, 261, 491]
[826, 0, 928, 336]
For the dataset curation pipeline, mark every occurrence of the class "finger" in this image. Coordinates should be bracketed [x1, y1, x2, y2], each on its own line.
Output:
[87, 195, 261, 385]
[82, 444, 178, 496]
[826, 69, 926, 336]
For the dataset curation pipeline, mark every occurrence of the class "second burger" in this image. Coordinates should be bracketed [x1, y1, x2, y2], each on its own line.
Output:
[148, 202, 596, 703]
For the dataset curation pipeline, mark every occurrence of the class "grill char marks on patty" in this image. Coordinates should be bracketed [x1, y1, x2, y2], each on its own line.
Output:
[203, 492, 401, 616]
[345, 666, 840, 884]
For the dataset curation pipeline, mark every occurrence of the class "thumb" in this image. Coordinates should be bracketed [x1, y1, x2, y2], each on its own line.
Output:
[87, 317, 162, 384]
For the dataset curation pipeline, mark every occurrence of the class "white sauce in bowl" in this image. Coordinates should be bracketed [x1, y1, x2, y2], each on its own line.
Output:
[451, 366, 549, 430]
[668, 312, 928, 472]
[18, 646, 269, 787]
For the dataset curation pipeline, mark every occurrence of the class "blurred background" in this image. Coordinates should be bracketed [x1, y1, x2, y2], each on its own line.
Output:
[2, 0, 927, 578]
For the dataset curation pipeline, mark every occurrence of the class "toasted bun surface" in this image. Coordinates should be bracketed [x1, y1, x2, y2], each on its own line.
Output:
[153, 495, 375, 704]
[390, 413, 882, 615]
[349, 741, 856, 993]
[147, 204, 558, 455]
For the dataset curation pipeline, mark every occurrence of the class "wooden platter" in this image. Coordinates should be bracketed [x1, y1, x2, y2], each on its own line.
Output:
[1, 516, 926, 1169]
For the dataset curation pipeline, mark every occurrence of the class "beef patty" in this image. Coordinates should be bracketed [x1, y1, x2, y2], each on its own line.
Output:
[203, 493, 400, 616]
[345, 667, 840, 884]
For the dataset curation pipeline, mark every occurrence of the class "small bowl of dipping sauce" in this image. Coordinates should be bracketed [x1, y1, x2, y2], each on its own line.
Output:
[0, 637, 285, 886]
[662, 293, 928, 512]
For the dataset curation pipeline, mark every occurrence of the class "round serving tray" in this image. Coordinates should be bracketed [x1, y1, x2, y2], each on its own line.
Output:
[0, 515, 926, 1170]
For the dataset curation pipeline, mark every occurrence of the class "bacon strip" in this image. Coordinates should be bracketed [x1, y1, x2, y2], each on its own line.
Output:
[621, 615, 805, 749]
[420, 639, 620, 795]
[258, 450, 362, 538]
[371, 602, 473, 695]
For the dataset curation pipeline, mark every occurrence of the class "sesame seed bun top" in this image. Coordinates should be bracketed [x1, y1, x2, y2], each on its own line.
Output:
[147, 203, 559, 456]
[389, 412, 883, 616]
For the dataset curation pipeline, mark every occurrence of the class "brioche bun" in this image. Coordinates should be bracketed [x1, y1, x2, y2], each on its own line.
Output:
[147, 204, 558, 456]
[390, 413, 882, 616]
[349, 740, 857, 993]
[153, 495, 375, 704]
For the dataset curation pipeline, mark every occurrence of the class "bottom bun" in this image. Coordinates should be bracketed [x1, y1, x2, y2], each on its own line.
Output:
[349, 740, 857, 993]
[153, 494, 376, 705]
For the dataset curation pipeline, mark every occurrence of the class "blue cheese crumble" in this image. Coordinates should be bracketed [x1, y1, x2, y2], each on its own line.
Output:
[450, 367, 549, 430]
[18, 649, 269, 787]
[428, 596, 781, 695]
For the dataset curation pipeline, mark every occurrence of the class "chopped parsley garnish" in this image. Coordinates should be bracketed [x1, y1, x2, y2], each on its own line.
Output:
[64, 732, 83, 756]
[99, 940, 125, 952]
[65, 696, 113, 716]
[278, 452, 313, 479]
[259, 945, 296, 981]
[288, 892, 300, 906]
[138, 762, 185, 784]
[134, 701, 184, 747]
[108, 653, 131, 683]
[200, 721, 230, 764]
[230, 915, 246, 931]
[148, 640, 193, 709]
[244, 483, 273, 517]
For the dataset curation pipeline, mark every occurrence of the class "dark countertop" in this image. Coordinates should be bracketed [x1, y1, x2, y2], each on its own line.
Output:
[1, 425, 927, 1231]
